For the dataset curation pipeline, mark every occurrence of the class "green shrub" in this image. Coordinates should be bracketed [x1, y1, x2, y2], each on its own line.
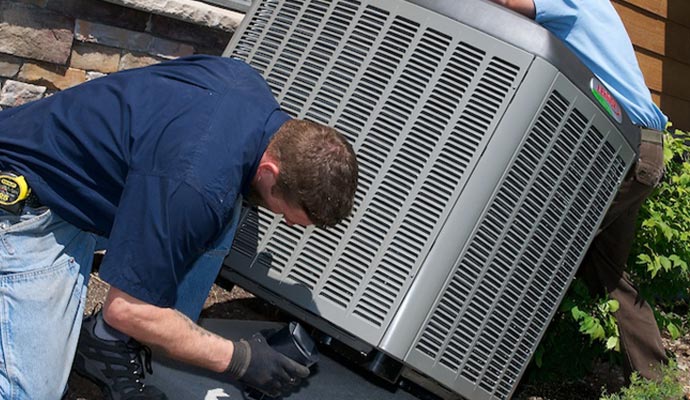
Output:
[630, 127, 690, 338]
[526, 127, 690, 384]
[525, 280, 620, 382]
[599, 361, 684, 400]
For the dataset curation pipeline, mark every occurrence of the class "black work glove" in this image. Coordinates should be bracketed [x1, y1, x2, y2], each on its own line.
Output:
[226, 333, 310, 397]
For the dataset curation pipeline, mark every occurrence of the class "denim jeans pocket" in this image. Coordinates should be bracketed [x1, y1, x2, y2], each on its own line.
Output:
[634, 141, 664, 187]
[0, 208, 51, 259]
[0, 209, 93, 398]
[0, 256, 87, 399]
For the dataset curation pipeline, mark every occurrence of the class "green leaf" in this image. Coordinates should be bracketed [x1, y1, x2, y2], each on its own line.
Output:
[579, 315, 595, 332]
[663, 148, 673, 164]
[605, 336, 619, 351]
[607, 300, 620, 313]
[680, 231, 690, 242]
[679, 173, 690, 185]
[637, 253, 652, 264]
[580, 316, 605, 340]
[667, 322, 681, 340]
[571, 306, 587, 320]
[590, 324, 606, 340]
[669, 255, 688, 272]
[647, 256, 662, 278]
[641, 218, 657, 229]
[657, 221, 675, 241]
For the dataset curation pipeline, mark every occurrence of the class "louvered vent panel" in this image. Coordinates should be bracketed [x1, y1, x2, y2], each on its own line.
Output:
[228, 0, 525, 335]
[232, 208, 261, 259]
[231, 0, 280, 70]
[412, 91, 627, 399]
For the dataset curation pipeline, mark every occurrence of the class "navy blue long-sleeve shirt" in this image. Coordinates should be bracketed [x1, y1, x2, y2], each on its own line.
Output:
[0, 55, 289, 306]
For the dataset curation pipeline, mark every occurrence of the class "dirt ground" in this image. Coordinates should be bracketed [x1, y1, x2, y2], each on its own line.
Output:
[67, 274, 690, 400]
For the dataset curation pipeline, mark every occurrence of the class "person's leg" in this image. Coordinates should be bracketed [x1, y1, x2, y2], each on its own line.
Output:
[577, 138, 667, 381]
[0, 207, 94, 399]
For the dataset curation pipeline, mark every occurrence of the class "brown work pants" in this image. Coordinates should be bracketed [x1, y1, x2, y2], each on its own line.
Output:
[577, 133, 668, 382]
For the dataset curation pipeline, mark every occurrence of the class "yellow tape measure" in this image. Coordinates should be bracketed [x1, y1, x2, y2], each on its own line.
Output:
[0, 173, 30, 206]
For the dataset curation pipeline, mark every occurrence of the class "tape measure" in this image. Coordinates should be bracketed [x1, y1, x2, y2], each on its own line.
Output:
[0, 172, 31, 214]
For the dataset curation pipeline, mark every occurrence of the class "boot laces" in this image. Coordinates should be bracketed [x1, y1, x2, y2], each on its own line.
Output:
[124, 341, 154, 392]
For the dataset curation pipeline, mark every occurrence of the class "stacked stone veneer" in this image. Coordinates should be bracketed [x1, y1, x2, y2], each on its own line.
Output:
[0, 0, 240, 109]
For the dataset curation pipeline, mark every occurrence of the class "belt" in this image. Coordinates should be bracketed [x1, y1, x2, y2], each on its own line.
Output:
[640, 127, 663, 145]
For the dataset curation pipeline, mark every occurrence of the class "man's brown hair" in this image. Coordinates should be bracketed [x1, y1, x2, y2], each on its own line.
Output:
[267, 119, 358, 227]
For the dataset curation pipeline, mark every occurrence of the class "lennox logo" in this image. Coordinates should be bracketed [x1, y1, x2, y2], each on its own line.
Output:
[590, 79, 622, 123]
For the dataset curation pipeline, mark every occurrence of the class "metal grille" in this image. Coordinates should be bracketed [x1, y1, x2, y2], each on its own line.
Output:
[412, 90, 628, 399]
[227, 0, 526, 339]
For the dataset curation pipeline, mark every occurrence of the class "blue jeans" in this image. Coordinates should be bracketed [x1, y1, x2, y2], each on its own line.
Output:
[0, 208, 95, 399]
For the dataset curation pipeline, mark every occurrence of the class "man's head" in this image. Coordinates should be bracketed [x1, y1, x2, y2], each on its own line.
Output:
[249, 119, 358, 228]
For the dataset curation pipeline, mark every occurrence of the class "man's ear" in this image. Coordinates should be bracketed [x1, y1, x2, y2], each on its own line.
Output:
[255, 154, 280, 187]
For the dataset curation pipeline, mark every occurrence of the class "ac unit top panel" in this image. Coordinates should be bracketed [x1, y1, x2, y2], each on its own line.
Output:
[409, 0, 641, 148]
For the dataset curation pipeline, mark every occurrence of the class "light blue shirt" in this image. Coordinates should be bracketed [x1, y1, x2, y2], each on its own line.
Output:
[534, 0, 667, 131]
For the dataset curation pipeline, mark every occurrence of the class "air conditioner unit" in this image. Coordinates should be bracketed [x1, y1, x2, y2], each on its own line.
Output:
[220, 1, 639, 399]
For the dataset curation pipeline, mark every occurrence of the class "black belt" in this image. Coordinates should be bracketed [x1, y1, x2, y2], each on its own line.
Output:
[640, 127, 663, 145]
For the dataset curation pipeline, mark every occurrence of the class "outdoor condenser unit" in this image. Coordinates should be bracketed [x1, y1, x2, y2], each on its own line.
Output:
[220, 1, 640, 399]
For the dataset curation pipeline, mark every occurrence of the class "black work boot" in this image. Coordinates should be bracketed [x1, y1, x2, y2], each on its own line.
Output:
[73, 314, 168, 400]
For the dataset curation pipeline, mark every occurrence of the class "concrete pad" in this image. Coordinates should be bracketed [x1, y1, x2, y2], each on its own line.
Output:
[148, 319, 422, 400]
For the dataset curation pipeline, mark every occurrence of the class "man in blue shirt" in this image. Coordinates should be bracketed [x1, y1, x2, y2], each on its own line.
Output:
[490, 0, 668, 383]
[0, 55, 358, 399]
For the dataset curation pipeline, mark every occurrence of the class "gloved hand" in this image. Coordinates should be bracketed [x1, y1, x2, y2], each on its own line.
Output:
[226, 332, 311, 397]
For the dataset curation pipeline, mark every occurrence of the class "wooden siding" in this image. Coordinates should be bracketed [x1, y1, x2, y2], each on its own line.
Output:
[613, 0, 690, 131]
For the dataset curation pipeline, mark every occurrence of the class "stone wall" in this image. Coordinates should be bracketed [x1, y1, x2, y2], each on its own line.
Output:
[0, 0, 242, 109]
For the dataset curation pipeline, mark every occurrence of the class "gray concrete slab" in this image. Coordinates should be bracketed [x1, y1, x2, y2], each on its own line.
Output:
[148, 319, 422, 400]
